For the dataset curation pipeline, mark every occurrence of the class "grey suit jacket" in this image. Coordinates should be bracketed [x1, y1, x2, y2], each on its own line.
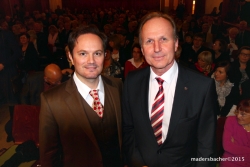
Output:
[39, 75, 123, 167]
[122, 64, 217, 167]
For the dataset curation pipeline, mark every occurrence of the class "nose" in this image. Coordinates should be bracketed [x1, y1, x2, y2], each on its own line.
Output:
[87, 55, 94, 63]
[154, 41, 161, 53]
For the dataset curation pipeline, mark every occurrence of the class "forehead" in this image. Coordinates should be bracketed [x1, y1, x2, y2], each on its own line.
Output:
[74, 33, 103, 49]
[141, 17, 174, 38]
[216, 67, 226, 71]
[241, 49, 250, 54]
[194, 37, 203, 41]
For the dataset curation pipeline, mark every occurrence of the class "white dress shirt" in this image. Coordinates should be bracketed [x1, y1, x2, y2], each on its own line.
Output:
[73, 73, 105, 107]
[148, 61, 178, 142]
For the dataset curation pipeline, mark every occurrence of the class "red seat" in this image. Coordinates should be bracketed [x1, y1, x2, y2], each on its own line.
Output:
[12, 105, 40, 146]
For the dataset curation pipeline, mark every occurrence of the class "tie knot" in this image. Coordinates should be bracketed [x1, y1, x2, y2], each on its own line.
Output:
[156, 77, 164, 86]
[89, 89, 99, 98]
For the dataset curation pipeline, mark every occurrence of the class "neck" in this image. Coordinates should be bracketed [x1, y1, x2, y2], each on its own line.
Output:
[219, 80, 227, 86]
[134, 57, 142, 63]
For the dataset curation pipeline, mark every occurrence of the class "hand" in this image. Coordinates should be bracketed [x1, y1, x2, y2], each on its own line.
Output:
[205, 64, 211, 72]
[231, 136, 234, 143]
[61, 68, 74, 75]
[0, 63, 4, 71]
[228, 44, 233, 49]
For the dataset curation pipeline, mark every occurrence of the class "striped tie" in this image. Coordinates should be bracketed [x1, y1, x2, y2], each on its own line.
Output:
[151, 77, 164, 145]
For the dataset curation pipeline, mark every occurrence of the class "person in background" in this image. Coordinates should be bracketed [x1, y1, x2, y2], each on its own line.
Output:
[211, 61, 240, 117]
[124, 43, 148, 78]
[122, 11, 217, 167]
[0, 29, 22, 142]
[212, 39, 230, 64]
[220, 98, 250, 167]
[230, 46, 250, 86]
[190, 51, 215, 77]
[20, 63, 63, 106]
[18, 32, 39, 74]
[180, 33, 210, 66]
[102, 45, 123, 79]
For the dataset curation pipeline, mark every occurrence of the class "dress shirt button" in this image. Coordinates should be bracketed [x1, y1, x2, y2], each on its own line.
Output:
[157, 150, 161, 154]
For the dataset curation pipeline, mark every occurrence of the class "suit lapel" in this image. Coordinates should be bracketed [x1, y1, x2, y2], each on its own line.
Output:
[64, 78, 99, 150]
[139, 68, 158, 142]
[164, 65, 189, 143]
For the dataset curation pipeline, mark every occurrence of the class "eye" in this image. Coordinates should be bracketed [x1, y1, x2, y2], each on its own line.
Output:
[145, 39, 153, 44]
[94, 51, 103, 56]
[79, 52, 86, 56]
[160, 37, 168, 42]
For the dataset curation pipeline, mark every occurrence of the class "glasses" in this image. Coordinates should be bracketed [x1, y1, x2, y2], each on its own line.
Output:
[234, 110, 250, 117]
[240, 53, 250, 57]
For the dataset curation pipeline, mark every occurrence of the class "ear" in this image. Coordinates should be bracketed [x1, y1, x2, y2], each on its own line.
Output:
[69, 52, 74, 65]
[141, 47, 144, 56]
[175, 38, 179, 52]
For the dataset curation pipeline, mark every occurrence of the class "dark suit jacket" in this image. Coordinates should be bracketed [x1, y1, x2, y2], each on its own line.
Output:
[20, 71, 44, 106]
[19, 42, 39, 72]
[0, 30, 22, 104]
[236, 31, 250, 49]
[122, 64, 217, 167]
[241, 79, 250, 100]
[39, 75, 123, 167]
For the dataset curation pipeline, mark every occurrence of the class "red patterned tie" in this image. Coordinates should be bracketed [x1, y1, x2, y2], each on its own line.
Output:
[151, 77, 164, 145]
[89, 89, 104, 118]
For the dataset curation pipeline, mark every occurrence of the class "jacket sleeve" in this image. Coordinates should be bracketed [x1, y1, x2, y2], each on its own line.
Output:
[196, 79, 217, 167]
[122, 76, 145, 166]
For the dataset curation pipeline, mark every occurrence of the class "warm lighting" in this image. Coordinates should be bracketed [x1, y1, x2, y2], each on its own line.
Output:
[192, 0, 195, 14]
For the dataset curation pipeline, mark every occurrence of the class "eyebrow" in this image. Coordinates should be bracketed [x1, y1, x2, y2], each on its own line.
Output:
[77, 49, 104, 53]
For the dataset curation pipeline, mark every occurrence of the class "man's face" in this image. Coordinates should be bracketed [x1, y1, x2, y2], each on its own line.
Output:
[140, 17, 178, 76]
[69, 33, 105, 83]
[193, 37, 203, 48]
[202, 25, 209, 33]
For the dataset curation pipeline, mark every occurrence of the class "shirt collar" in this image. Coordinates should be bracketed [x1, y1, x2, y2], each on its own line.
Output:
[73, 73, 104, 99]
[150, 60, 178, 84]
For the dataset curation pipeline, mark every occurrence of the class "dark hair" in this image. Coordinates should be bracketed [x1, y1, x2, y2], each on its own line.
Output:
[215, 61, 231, 76]
[138, 11, 178, 45]
[193, 33, 204, 41]
[68, 25, 107, 56]
[131, 42, 141, 53]
[19, 32, 30, 39]
[184, 33, 193, 38]
[214, 39, 227, 53]
[106, 44, 113, 52]
[109, 34, 121, 49]
[131, 43, 142, 58]
[237, 99, 250, 113]
[237, 46, 250, 57]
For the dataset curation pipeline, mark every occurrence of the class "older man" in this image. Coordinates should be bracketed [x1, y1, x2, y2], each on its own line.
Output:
[20, 64, 63, 106]
[122, 12, 217, 167]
